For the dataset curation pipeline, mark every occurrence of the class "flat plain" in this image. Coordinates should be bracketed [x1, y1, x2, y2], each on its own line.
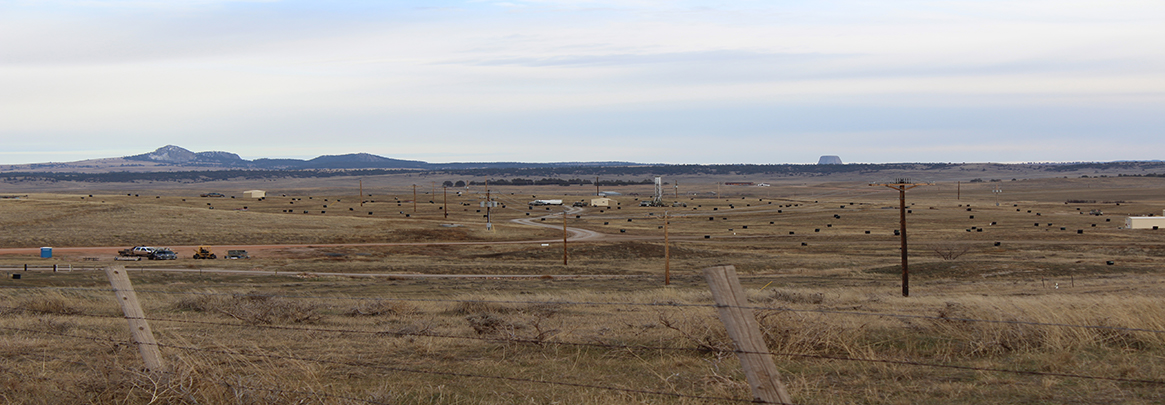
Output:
[2, 172, 1165, 404]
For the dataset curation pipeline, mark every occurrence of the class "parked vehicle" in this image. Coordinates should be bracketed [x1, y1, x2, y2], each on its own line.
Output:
[572, 201, 588, 207]
[192, 246, 217, 259]
[200, 192, 225, 197]
[225, 250, 249, 259]
[149, 248, 177, 260]
[118, 246, 156, 257]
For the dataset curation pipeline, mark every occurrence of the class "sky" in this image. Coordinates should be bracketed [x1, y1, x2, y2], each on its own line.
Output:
[1, 0, 1163, 165]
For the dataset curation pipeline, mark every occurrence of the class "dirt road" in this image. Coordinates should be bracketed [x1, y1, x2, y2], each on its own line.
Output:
[0, 206, 607, 259]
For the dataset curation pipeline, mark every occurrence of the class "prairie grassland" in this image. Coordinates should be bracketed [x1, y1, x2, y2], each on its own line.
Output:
[2, 268, 1165, 404]
[3, 176, 1165, 403]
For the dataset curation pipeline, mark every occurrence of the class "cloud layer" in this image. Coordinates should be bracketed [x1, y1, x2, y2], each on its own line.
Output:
[2, 0, 1163, 164]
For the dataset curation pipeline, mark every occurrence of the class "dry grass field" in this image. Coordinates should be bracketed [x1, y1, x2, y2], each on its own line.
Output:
[3, 174, 1165, 403]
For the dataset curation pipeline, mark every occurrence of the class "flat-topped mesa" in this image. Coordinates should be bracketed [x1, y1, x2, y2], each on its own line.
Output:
[818, 155, 843, 165]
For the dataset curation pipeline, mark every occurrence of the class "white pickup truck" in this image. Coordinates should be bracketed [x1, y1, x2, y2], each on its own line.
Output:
[118, 246, 156, 257]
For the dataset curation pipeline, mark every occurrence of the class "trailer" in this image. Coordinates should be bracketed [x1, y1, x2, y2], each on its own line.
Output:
[529, 199, 563, 206]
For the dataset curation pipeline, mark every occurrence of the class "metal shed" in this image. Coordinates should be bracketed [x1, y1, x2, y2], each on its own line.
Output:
[244, 190, 266, 199]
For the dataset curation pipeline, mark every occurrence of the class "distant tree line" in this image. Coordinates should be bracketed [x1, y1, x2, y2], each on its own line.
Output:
[435, 163, 956, 178]
[1118, 173, 1165, 177]
[1043, 161, 1165, 172]
[452, 178, 658, 186]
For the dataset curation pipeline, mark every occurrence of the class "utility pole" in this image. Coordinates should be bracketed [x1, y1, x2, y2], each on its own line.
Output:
[485, 180, 492, 231]
[595, 176, 600, 196]
[359, 179, 364, 207]
[664, 211, 670, 285]
[869, 178, 931, 297]
[957, 181, 961, 200]
[443, 186, 448, 219]
[994, 185, 1002, 206]
[563, 208, 568, 266]
[412, 184, 417, 213]
[674, 181, 679, 199]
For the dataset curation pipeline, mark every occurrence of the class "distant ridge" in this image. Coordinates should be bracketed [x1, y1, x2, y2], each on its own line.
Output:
[122, 145, 639, 170]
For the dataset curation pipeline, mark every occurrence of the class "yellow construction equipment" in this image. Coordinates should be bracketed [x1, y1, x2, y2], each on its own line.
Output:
[192, 246, 217, 259]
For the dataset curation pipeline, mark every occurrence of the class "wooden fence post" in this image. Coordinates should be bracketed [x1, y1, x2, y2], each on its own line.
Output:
[703, 265, 792, 404]
[105, 265, 166, 373]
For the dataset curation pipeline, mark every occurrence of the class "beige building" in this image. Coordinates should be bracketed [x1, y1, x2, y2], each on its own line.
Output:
[590, 197, 612, 207]
[244, 190, 266, 199]
[1126, 215, 1165, 229]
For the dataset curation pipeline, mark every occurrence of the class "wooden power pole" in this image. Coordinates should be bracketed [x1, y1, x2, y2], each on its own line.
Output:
[443, 186, 448, 219]
[869, 179, 930, 297]
[562, 209, 569, 266]
[412, 184, 417, 213]
[664, 211, 670, 285]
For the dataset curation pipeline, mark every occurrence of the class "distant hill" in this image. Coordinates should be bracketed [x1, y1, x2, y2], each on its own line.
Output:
[125, 145, 245, 165]
[116, 145, 639, 171]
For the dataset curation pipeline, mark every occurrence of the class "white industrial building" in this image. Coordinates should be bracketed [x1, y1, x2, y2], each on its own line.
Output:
[244, 190, 266, 199]
[1126, 210, 1165, 229]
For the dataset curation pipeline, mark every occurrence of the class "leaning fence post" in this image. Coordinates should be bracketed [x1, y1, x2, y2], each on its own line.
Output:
[703, 265, 792, 404]
[105, 265, 166, 373]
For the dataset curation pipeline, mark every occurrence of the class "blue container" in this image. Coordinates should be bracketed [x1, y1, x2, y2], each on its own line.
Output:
[40, 247, 52, 259]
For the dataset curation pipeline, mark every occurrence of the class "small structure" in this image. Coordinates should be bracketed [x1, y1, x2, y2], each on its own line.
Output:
[244, 190, 266, 199]
[529, 199, 563, 206]
[591, 197, 612, 207]
[1126, 216, 1165, 229]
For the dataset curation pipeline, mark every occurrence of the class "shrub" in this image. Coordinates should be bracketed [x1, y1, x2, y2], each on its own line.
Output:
[345, 300, 418, 317]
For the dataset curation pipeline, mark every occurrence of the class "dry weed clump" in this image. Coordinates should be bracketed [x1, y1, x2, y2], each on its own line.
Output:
[768, 288, 826, 305]
[928, 243, 972, 260]
[929, 301, 1049, 356]
[757, 311, 868, 357]
[921, 295, 1165, 356]
[344, 299, 419, 317]
[20, 296, 81, 315]
[448, 299, 514, 315]
[171, 291, 322, 325]
[657, 310, 734, 353]
[8, 292, 82, 315]
[462, 301, 566, 343]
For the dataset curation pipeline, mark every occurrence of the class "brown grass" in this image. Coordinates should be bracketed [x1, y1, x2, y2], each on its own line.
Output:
[4, 176, 1165, 403]
[4, 269, 1165, 403]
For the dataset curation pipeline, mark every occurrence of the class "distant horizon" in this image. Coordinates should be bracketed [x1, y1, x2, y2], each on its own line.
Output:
[2, 145, 1158, 168]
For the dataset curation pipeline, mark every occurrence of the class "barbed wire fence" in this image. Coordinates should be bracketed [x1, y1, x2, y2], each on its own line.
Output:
[3, 265, 1165, 404]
